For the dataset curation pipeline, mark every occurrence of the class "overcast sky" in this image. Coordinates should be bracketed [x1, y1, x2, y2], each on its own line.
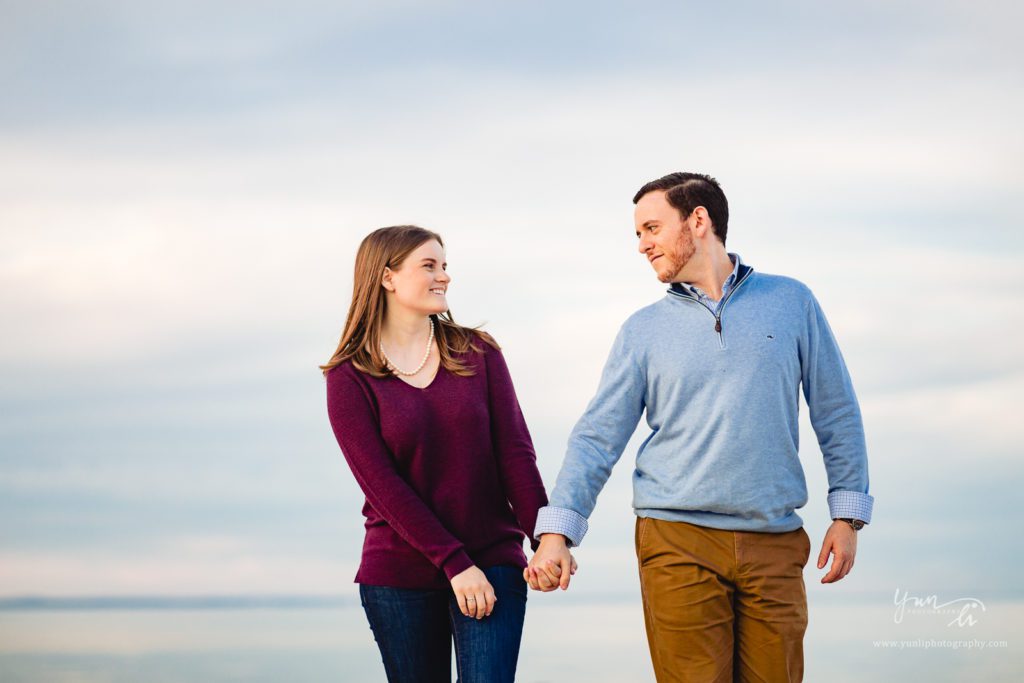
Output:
[1, 0, 1022, 612]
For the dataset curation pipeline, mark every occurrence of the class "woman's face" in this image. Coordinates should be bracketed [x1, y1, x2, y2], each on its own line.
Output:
[382, 239, 450, 316]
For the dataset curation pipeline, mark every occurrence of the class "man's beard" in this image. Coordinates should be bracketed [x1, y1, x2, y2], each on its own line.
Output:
[656, 225, 696, 283]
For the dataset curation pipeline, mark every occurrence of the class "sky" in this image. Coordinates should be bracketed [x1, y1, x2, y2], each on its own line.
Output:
[1, 0, 1023, 618]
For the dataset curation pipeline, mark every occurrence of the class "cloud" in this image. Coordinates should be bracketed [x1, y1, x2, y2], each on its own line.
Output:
[1, 0, 1021, 599]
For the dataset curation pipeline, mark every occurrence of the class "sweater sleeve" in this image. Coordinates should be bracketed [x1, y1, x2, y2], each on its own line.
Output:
[800, 292, 875, 524]
[534, 322, 647, 546]
[483, 344, 549, 551]
[325, 367, 474, 580]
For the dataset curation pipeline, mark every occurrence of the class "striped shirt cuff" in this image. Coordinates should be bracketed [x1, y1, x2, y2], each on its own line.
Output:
[533, 506, 589, 548]
[827, 490, 874, 525]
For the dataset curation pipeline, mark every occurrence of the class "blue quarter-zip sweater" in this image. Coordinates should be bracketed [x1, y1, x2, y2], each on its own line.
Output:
[534, 255, 874, 545]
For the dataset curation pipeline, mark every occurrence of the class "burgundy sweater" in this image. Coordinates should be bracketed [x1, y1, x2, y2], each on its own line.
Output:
[325, 340, 549, 590]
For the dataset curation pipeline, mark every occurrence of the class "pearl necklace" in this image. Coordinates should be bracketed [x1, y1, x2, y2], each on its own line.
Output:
[380, 318, 435, 376]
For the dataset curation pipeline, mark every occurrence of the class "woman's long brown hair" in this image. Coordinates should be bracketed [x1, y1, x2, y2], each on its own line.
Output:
[319, 225, 497, 377]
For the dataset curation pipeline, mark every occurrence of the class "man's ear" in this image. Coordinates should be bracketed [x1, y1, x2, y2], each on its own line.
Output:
[691, 206, 711, 238]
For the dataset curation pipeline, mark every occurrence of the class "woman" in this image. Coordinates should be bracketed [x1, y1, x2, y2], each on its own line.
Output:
[321, 225, 555, 682]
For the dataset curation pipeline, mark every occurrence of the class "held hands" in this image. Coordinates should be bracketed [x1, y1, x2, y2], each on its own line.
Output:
[523, 533, 578, 592]
[818, 520, 858, 584]
[450, 565, 497, 619]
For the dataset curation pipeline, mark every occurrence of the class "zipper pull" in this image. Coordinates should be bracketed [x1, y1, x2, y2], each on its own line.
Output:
[715, 318, 722, 333]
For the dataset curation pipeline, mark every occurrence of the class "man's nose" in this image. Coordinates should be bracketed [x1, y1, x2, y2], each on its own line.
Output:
[637, 234, 651, 254]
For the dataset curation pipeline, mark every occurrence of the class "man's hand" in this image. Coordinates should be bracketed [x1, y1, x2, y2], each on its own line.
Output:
[524, 534, 577, 592]
[817, 520, 858, 584]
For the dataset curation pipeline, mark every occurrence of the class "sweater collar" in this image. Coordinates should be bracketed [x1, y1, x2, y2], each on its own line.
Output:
[668, 252, 751, 299]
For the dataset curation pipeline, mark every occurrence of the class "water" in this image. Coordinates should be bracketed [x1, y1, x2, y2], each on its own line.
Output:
[1, 598, 1020, 682]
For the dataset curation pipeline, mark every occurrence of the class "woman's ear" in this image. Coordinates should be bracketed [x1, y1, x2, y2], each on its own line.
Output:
[381, 267, 395, 292]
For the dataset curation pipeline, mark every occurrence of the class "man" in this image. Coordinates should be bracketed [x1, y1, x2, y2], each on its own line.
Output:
[525, 172, 873, 682]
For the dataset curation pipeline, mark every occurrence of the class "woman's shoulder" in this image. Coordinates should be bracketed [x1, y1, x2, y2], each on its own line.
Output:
[460, 329, 503, 368]
[325, 356, 355, 376]
[435, 327, 501, 380]
[325, 358, 389, 418]
[469, 328, 501, 353]
[325, 356, 378, 389]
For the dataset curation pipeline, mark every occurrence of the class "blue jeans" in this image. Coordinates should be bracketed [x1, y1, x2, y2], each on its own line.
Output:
[359, 565, 528, 683]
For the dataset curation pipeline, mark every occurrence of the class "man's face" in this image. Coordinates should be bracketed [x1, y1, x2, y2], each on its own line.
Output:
[634, 190, 695, 283]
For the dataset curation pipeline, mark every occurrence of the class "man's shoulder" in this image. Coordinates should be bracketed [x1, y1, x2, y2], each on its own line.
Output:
[621, 297, 673, 331]
[749, 271, 815, 304]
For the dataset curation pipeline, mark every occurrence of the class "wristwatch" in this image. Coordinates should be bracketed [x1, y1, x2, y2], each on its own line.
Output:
[836, 518, 865, 531]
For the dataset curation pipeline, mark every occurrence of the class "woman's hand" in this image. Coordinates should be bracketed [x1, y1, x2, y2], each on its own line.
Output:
[450, 565, 497, 619]
[525, 553, 578, 591]
[524, 534, 577, 591]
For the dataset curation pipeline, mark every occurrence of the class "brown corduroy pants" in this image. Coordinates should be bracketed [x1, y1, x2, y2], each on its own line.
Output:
[635, 516, 811, 683]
